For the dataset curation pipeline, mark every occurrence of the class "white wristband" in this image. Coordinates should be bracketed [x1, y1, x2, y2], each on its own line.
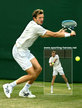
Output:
[64, 33, 70, 37]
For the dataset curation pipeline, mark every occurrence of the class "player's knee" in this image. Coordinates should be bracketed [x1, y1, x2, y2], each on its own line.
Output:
[31, 72, 37, 79]
[37, 66, 42, 73]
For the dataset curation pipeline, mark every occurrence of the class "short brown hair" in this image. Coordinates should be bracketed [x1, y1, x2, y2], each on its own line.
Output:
[52, 51, 56, 53]
[32, 9, 44, 18]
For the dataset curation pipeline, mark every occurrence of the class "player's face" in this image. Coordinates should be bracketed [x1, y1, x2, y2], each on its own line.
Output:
[52, 52, 55, 57]
[34, 14, 44, 25]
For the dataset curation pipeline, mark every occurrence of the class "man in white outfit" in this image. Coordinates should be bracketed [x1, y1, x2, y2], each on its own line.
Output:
[3, 9, 75, 98]
[49, 51, 71, 94]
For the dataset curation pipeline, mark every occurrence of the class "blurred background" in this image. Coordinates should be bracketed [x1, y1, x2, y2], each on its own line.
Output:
[0, 0, 82, 82]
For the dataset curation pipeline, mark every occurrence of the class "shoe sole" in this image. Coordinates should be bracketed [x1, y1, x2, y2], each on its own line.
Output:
[28, 96, 36, 98]
[19, 93, 36, 98]
[19, 95, 36, 98]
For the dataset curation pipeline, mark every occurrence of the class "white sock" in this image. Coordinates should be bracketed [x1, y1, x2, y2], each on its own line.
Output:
[22, 83, 31, 92]
[10, 81, 17, 88]
[51, 85, 53, 92]
[67, 82, 70, 88]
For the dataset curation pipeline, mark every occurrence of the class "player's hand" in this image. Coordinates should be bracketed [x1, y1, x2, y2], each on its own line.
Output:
[50, 63, 54, 66]
[70, 30, 76, 36]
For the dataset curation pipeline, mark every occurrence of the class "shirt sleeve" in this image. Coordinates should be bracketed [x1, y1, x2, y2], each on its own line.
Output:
[49, 57, 52, 63]
[55, 55, 59, 59]
[35, 25, 47, 36]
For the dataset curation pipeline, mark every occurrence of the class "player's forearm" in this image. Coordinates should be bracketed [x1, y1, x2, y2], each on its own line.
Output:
[53, 32, 65, 37]
[48, 31, 75, 37]
[42, 31, 65, 38]
[42, 30, 76, 38]
[54, 59, 57, 63]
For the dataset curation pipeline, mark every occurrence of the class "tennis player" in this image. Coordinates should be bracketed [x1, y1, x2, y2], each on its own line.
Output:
[3, 9, 75, 98]
[49, 51, 71, 94]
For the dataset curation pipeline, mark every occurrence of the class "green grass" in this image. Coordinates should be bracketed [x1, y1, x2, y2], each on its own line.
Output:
[44, 82, 73, 95]
[0, 80, 82, 108]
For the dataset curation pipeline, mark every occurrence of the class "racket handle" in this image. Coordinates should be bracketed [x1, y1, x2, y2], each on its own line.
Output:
[68, 28, 72, 31]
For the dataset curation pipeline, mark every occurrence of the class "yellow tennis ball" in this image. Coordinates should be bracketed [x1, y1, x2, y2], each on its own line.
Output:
[75, 56, 80, 61]
[52, 62, 54, 65]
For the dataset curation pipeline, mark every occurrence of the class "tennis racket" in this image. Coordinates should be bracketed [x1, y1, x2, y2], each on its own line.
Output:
[62, 20, 77, 31]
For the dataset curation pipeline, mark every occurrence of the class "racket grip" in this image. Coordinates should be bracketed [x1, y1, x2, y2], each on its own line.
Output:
[68, 28, 72, 31]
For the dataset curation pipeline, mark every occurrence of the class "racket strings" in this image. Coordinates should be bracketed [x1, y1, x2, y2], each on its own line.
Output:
[62, 20, 77, 29]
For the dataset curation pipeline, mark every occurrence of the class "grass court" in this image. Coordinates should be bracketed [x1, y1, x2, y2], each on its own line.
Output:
[0, 80, 82, 108]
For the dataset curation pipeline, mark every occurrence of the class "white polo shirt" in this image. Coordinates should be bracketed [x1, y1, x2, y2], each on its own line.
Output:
[16, 20, 47, 50]
[49, 55, 62, 70]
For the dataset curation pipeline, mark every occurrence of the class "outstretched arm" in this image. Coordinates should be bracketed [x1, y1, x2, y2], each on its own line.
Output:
[41, 29, 76, 38]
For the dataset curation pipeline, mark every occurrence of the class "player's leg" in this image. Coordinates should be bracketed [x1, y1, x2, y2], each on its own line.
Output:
[28, 57, 42, 84]
[61, 75, 71, 90]
[51, 75, 56, 93]
[13, 57, 42, 97]
[51, 75, 56, 86]
[16, 66, 37, 84]
[20, 57, 42, 93]
[3, 46, 41, 98]
[3, 66, 37, 98]
[18, 65, 40, 98]
[61, 74, 68, 83]
[58, 68, 71, 90]
[51, 70, 57, 93]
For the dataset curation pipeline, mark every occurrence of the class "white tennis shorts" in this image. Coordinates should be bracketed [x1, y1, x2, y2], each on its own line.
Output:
[53, 67, 64, 76]
[12, 45, 35, 71]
